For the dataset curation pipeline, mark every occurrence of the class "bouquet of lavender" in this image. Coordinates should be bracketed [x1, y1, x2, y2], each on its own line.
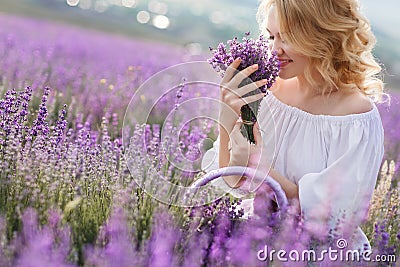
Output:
[208, 33, 280, 143]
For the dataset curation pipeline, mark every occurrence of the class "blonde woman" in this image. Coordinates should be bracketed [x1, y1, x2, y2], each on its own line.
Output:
[201, 0, 389, 252]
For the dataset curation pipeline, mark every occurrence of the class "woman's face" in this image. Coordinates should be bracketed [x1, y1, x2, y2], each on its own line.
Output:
[266, 5, 309, 80]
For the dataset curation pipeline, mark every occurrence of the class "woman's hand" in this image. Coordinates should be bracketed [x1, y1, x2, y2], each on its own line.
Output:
[218, 58, 269, 169]
[219, 58, 269, 135]
[224, 119, 272, 190]
[228, 120, 265, 170]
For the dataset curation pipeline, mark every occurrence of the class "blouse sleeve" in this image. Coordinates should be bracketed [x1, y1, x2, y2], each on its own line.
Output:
[298, 116, 385, 236]
[201, 136, 251, 198]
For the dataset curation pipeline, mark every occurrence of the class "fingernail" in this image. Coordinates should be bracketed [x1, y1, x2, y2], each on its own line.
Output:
[252, 64, 258, 69]
[235, 57, 242, 62]
[261, 79, 268, 84]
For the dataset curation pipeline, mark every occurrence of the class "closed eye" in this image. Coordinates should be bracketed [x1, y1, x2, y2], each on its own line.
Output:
[266, 28, 285, 43]
[266, 28, 274, 40]
[267, 34, 285, 44]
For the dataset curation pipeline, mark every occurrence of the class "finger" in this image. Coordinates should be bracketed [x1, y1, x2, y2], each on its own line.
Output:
[253, 122, 262, 145]
[240, 92, 265, 105]
[222, 58, 242, 83]
[231, 119, 243, 133]
[230, 120, 245, 143]
[237, 79, 269, 97]
[230, 64, 259, 88]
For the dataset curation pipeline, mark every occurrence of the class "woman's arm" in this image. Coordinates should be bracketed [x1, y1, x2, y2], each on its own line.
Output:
[268, 169, 298, 200]
[218, 120, 231, 169]
[219, 120, 247, 188]
[219, 123, 247, 188]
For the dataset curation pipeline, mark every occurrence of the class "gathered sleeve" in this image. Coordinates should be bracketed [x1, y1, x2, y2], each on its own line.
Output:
[298, 116, 385, 237]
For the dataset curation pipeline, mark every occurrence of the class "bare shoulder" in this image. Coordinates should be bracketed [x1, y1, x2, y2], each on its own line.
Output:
[336, 91, 373, 115]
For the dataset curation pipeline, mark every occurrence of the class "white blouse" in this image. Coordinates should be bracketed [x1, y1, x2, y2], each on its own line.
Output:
[201, 91, 384, 251]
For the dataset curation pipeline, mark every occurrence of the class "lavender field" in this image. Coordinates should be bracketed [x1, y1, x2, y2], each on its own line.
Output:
[0, 14, 399, 266]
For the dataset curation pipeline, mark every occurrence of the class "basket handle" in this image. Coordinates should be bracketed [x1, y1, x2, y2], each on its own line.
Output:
[191, 166, 288, 210]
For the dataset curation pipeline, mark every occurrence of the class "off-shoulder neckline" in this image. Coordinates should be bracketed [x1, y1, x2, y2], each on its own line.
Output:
[266, 91, 378, 122]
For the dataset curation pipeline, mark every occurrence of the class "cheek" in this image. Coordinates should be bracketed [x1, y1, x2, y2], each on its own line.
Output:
[282, 44, 302, 59]
[288, 51, 308, 67]
[283, 46, 296, 58]
[295, 57, 309, 69]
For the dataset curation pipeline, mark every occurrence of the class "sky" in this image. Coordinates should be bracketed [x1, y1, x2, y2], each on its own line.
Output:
[360, 0, 400, 38]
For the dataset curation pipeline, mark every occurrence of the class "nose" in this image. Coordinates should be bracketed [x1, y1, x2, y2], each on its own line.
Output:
[270, 39, 284, 56]
[275, 47, 284, 56]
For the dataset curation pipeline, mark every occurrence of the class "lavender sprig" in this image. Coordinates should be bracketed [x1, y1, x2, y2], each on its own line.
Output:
[208, 33, 280, 143]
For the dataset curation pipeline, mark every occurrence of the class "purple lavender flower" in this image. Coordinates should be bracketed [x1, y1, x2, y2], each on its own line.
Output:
[208, 33, 280, 143]
[0, 12, 399, 267]
[148, 211, 179, 267]
[85, 207, 140, 267]
[28, 87, 50, 139]
[14, 208, 74, 267]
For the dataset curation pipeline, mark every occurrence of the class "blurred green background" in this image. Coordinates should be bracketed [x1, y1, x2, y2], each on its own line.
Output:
[0, 0, 399, 89]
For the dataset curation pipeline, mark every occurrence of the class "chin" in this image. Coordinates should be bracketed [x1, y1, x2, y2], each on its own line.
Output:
[278, 72, 294, 80]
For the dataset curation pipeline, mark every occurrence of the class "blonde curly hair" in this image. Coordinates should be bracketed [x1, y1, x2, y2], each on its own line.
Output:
[257, 0, 390, 103]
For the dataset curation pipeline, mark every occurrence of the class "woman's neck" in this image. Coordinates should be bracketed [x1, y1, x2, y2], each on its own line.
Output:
[295, 76, 337, 100]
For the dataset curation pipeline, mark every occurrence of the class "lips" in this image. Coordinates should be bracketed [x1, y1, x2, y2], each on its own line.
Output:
[278, 58, 293, 67]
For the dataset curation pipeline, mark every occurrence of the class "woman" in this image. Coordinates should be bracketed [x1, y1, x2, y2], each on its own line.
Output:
[201, 0, 389, 252]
